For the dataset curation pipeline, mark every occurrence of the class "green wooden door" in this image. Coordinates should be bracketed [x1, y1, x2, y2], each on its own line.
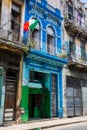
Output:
[0, 68, 5, 125]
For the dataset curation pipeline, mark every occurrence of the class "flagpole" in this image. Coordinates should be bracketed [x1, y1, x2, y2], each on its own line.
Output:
[27, 0, 38, 46]
[28, 0, 38, 47]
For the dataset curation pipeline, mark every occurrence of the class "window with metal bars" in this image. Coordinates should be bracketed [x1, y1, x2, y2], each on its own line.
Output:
[68, 1, 73, 20]
[66, 76, 81, 88]
[47, 26, 55, 55]
[51, 74, 57, 117]
[11, 2, 21, 41]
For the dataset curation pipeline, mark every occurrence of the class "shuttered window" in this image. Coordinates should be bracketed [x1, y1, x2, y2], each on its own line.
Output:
[66, 76, 82, 117]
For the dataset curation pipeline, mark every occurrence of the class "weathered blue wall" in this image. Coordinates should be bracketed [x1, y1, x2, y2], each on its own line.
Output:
[24, 0, 63, 53]
[22, 0, 67, 119]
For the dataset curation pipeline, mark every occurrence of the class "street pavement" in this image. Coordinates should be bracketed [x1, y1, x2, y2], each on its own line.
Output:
[0, 116, 87, 130]
[43, 122, 87, 130]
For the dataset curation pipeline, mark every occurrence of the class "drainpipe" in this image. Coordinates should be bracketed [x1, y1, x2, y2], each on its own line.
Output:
[16, 55, 23, 123]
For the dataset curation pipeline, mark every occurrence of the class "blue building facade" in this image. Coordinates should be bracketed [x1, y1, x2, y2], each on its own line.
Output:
[21, 0, 67, 122]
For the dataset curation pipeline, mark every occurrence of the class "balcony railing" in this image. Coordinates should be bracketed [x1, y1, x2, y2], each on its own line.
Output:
[64, 13, 87, 33]
[28, 38, 56, 56]
[29, 38, 41, 50]
[0, 28, 22, 43]
[68, 52, 87, 67]
[47, 43, 56, 55]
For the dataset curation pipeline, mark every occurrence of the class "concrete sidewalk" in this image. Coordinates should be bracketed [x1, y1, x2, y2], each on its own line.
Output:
[0, 116, 87, 130]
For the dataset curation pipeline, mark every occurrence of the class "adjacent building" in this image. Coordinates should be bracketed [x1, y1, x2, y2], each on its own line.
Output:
[47, 0, 87, 118]
[62, 0, 87, 118]
[21, 0, 67, 122]
[0, 0, 25, 125]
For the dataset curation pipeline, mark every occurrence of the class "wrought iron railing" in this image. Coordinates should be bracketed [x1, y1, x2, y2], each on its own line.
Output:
[47, 43, 56, 55]
[64, 13, 87, 33]
[68, 52, 87, 63]
[0, 28, 23, 43]
[28, 38, 56, 55]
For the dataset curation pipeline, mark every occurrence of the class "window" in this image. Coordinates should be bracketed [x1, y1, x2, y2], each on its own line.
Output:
[47, 26, 55, 55]
[29, 70, 43, 83]
[11, 3, 21, 41]
[78, 9, 84, 26]
[68, 1, 73, 20]
[30, 20, 40, 50]
[69, 36, 75, 53]
[80, 42, 85, 60]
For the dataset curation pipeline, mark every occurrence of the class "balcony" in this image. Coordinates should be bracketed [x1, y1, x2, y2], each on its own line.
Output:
[28, 38, 56, 56]
[0, 28, 26, 54]
[64, 13, 87, 41]
[68, 52, 87, 70]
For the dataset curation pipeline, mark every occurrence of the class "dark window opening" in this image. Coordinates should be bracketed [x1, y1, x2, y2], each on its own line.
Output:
[30, 21, 40, 50]
[80, 42, 85, 60]
[79, 12, 83, 18]
[11, 3, 21, 41]
[68, 4, 73, 13]
[47, 34, 55, 54]
[68, 2, 73, 20]
[69, 41, 74, 53]
[69, 36, 75, 53]
[6, 69, 18, 83]
[29, 71, 43, 83]
[78, 9, 83, 26]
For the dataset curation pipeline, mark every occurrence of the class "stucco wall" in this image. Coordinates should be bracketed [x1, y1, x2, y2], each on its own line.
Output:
[1, 0, 24, 36]
[62, 65, 87, 117]
[47, 0, 58, 8]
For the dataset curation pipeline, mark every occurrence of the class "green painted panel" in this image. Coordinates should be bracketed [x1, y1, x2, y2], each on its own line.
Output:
[29, 88, 50, 118]
[0, 68, 5, 125]
[44, 91, 50, 118]
[21, 86, 50, 121]
[21, 86, 29, 122]
[29, 88, 42, 94]
[34, 106, 41, 118]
